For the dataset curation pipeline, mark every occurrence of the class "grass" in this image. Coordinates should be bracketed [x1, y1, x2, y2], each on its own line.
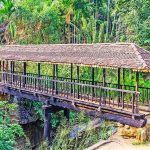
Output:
[37, 112, 116, 150]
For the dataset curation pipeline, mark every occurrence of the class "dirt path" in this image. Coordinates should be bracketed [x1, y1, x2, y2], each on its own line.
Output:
[97, 133, 150, 150]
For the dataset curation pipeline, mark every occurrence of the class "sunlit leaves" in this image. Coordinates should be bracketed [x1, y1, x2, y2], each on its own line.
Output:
[0, 102, 25, 150]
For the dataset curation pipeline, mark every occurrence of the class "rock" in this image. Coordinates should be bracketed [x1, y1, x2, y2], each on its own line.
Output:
[124, 125, 130, 129]
[141, 128, 147, 142]
[117, 123, 124, 127]
[0, 93, 9, 101]
[9, 97, 39, 124]
[118, 126, 138, 137]
[136, 127, 147, 143]
[118, 124, 150, 143]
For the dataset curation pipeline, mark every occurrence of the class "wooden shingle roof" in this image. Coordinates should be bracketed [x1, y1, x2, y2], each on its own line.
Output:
[0, 43, 150, 72]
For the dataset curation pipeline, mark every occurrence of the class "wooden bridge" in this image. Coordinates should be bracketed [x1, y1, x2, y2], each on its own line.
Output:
[0, 43, 150, 141]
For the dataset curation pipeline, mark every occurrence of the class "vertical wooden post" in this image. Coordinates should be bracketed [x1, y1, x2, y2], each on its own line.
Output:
[0, 61, 1, 82]
[10, 61, 13, 73]
[6, 61, 8, 72]
[118, 68, 121, 89]
[44, 107, 51, 146]
[23, 62, 27, 75]
[12, 61, 15, 82]
[23, 62, 27, 87]
[10, 61, 15, 73]
[37, 63, 41, 90]
[102, 68, 106, 87]
[5, 61, 8, 82]
[2, 61, 5, 82]
[118, 68, 121, 103]
[122, 68, 125, 108]
[71, 63, 73, 93]
[92, 67, 95, 97]
[135, 71, 139, 113]
[0, 61, 1, 72]
[52, 64, 55, 91]
[10, 61, 13, 84]
[2, 61, 5, 72]
[38, 63, 40, 77]
[122, 68, 125, 88]
[136, 71, 139, 92]
[102, 68, 106, 104]
[64, 109, 69, 121]
[12, 61, 15, 74]
[55, 64, 58, 94]
[77, 65, 79, 99]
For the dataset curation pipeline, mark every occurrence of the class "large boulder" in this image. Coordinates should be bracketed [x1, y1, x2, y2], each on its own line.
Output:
[10, 96, 39, 124]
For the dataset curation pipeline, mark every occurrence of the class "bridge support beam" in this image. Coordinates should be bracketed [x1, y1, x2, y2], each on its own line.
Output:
[43, 107, 52, 146]
[64, 109, 69, 121]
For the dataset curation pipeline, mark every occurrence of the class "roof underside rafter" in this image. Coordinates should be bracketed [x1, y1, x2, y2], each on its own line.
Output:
[0, 43, 150, 72]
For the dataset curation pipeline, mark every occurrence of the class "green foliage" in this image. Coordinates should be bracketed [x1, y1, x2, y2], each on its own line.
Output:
[0, 0, 149, 49]
[32, 101, 44, 121]
[0, 0, 15, 20]
[51, 112, 116, 150]
[0, 101, 25, 150]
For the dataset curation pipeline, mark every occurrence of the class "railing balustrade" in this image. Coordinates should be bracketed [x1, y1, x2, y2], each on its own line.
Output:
[0, 72, 140, 115]
[11, 71, 149, 104]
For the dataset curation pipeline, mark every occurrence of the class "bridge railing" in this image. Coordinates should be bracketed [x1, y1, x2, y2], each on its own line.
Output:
[13, 71, 150, 105]
[0, 72, 140, 115]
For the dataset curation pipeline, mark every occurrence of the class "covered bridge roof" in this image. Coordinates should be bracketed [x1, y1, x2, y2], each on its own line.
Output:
[0, 43, 150, 72]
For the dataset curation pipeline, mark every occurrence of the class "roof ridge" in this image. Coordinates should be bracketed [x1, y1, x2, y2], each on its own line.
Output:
[134, 44, 150, 54]
[131, 43, 148, 69]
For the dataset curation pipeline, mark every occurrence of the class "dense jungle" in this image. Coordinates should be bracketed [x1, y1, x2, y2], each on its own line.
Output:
[0, 0, 150, 150]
